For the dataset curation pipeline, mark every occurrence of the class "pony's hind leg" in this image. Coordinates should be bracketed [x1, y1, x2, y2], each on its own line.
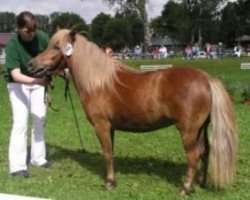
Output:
[94, 121, 116, 189]
[179, 126, 205, 195]
[197, 121, 210, 188]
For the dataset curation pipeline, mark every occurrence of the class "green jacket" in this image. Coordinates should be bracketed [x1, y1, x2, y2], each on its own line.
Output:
[4, 30, 49, 82]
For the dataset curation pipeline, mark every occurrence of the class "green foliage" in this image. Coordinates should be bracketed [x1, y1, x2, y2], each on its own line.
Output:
[91, 8, 144, 50]
[91, 13, 112, 47]
[103, 18, 133, 50]
[0, 12, 15, 32]
[241, 85, 250, 100]
[1, 56, 250, 199]
[35, 14, 51, 34]
[50, 12, 89, 36]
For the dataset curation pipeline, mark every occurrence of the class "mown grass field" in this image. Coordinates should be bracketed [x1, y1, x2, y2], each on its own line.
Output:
[1, 57, 250, 200]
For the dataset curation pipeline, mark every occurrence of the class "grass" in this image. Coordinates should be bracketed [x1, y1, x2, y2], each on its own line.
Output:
[1, 56, 250, 199]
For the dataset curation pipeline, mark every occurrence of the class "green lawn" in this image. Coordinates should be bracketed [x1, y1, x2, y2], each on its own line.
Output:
[1, 57, 250, 200]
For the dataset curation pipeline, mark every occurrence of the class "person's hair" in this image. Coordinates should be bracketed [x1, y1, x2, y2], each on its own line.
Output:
[16, 11, 37, 29]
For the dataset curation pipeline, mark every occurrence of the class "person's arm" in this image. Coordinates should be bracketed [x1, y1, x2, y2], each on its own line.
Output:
[10, 68, 45, 85]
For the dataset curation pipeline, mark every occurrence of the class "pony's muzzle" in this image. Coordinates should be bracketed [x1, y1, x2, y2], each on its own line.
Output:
[28, 59, 47, 78]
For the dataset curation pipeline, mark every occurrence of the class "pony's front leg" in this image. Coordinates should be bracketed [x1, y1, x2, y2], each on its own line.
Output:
[94, 122, 116, 189]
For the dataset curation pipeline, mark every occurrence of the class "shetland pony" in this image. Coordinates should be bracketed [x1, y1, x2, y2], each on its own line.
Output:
[28, 29, 237, 195]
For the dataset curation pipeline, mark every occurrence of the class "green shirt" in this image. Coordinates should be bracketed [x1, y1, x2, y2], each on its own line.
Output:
[4, 30, 49, 82]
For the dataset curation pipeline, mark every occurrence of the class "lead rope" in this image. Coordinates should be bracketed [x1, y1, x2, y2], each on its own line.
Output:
[44, 73, 60, 112]
[63, 70, 84, 152]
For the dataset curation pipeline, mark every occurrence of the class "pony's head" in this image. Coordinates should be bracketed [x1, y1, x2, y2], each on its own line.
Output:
[29, 28, 120, 93]
[28, 29, 77, 77]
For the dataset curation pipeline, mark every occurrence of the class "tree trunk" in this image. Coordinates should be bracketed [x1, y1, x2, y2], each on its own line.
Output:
[198, 24, 202, 45]
[137, 0, 151, 52]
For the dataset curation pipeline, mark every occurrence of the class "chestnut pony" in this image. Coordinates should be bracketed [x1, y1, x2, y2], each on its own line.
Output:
[28, 29, 237, 195]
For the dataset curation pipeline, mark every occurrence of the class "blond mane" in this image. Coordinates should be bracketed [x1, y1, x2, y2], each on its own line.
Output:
[53, 29, 133, 93]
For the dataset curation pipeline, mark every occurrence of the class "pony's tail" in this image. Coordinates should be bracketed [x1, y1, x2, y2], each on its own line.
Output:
[209, 78, 237, 188]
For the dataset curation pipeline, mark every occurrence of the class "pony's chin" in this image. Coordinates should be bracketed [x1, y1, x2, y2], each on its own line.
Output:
[30, 68, 47, 78]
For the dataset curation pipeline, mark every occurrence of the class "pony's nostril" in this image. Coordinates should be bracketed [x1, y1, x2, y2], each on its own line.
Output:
[28, 61, 34, 71]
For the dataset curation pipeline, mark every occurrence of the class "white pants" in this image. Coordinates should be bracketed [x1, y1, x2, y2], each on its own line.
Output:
[7, 83, 47, 173]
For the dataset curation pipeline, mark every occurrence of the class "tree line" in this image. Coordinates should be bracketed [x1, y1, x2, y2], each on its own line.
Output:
[0, 0, 249, 51]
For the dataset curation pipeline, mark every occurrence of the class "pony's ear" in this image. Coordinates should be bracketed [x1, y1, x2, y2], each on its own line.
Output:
[69, 29, 77, 42]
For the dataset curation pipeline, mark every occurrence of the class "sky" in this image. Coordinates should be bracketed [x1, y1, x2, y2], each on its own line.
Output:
[0, 0, 167, 23]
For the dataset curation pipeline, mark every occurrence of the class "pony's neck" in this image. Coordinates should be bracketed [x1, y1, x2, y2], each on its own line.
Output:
[69, 35, 118, 93]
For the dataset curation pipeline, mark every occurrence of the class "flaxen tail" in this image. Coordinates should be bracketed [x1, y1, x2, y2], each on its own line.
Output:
[209, 78, 237, 188]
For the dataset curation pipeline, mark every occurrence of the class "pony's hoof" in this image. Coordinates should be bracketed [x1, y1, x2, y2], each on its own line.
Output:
[199, 181, 207, 189]
[179, 185, 195, 196]
[105, 181, 116, 190]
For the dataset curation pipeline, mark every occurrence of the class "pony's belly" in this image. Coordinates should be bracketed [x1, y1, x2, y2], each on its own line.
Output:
[113, 118, 175, 132]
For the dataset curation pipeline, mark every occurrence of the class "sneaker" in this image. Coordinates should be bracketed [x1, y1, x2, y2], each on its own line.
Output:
[11, 170, 30, 178]
[40, 161, 53, 168]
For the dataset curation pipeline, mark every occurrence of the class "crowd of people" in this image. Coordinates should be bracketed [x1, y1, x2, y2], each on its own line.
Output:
[106, 42, 246, 60]
[184, 42, 247, 59]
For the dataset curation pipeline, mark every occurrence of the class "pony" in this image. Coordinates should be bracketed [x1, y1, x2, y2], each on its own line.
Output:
[28, 29, 237, 195]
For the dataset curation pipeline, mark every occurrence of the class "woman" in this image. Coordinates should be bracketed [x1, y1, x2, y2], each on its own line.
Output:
[4, 11, 51, 178]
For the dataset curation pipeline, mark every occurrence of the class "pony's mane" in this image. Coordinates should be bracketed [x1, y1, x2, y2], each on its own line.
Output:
[54, 29, 137, 93]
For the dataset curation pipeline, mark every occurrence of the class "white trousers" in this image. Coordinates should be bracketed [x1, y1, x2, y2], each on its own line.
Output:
[7, 83, 47, 173]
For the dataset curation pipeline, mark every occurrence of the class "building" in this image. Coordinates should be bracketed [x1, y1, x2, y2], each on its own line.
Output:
[0, 33, 13, 64]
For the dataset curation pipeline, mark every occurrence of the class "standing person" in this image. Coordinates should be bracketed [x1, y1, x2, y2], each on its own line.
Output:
[217, 42, 224, 58]
[3, 11, 51, 178]
[204, 42, 212, 59]
[134, 45, 142, 59]
[185, 44, 192, 59]
[234, 43, 242, 58]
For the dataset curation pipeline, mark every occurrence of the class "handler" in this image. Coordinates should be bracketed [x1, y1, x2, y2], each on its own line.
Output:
[3, 11, 51, 178]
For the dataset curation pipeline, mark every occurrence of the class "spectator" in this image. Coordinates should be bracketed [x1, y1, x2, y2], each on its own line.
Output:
[159, 45, 168, 58]
[217, 42, 224, 58]
[134, 45, 142, 59]
[234, 43, 242, 58]
[192, 43, 199, 59]
[204, 43, 213, 59]
[105, 46, 113, 57]
[3, 11, 51, 178]
[185, 44, 192, 59]
[121, 46, 130, 59]
[152, 46, 160, 59]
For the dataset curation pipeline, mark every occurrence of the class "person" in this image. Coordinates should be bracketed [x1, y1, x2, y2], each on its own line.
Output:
[191, 43, 199, 59]
[134, 45, 142, 59]
[159, 45, 168, 58]
[217, 42, 224, 58]
[185, 44, 192, 59]
[3, 11, 51, 178]
[121, 46, 130, 59]
[234, 43, 242, 58]
[204, 42, 212, 59]
[105, 46, 113, 57]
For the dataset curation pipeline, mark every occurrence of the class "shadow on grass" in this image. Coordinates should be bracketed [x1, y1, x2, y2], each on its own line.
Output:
[47, 143, 186, 188]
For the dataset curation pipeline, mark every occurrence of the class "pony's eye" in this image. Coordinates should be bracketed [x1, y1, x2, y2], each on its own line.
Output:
[54, 46, 60, 50]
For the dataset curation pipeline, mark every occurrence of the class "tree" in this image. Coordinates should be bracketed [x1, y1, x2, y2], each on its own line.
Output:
[91, 13, 112, 47]
[237, 0, 250, 35]
[115, 9, 144, 48]
[103, 0, 151, 51]
[0, 12, 16, 32]
[220, 2, 239, 46]
[103, 17, 133, 50]
[35, 14, 51, 34]
[151, 1, 188, 43]
[180, 0, 226, 45]
[50, 12, 89, 36]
